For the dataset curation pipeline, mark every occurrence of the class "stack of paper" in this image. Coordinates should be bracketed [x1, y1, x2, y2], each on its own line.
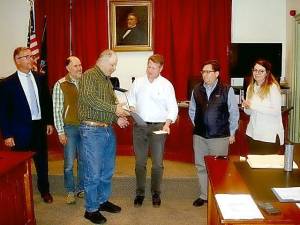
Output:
[272, 187, 300, 202]
[247, 155, 298, 169]
[215, 194, 264, 220]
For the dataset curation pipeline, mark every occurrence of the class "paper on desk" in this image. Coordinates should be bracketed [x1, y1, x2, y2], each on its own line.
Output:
[247, 155, 298, 169]
[296, 203, 300, 208]
[153, 130, 168, 135]
[215, 194, 264, 220]
[272, 187, 300, 202]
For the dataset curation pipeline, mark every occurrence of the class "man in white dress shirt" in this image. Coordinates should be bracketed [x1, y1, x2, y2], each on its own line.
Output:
[128, 54, 178, 207]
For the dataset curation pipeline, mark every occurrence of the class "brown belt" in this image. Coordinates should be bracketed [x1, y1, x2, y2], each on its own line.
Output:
[82, 121, 110, 127]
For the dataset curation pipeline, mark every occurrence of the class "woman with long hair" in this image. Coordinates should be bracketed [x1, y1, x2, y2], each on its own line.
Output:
[242, 59, 284, 154]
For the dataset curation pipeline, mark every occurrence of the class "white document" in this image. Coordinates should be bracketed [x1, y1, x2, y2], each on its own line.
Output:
[215, 194, 264, 220]
[247, 155, 298, 169]
[115, 91, 127, 105]
[272, 187, 300, 202]
[130, 112, 147, 126]
[153, 130, 168, 135]
[296, 203, 300, 208]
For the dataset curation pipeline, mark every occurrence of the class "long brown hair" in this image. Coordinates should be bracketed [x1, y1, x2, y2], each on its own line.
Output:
[247, 59, 280, 100]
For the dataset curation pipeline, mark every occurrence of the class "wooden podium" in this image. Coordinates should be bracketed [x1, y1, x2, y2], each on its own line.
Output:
[0, 151, 35, 225]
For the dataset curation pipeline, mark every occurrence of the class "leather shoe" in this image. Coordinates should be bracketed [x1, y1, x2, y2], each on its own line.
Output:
[193, 198, 207, 207]
[134, 195, 144, 207]
[84, 210, 106, 224]
[41, 193, 53, 203]
[99, 201, 121, 213]
[152, 193, 161, 208]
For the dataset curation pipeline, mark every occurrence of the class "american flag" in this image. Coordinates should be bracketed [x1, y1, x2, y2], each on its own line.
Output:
[27, 0, 39, 71]
[39, 16, 47, 75]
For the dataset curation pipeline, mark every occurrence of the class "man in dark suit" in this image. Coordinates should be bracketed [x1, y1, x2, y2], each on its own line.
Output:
[117, 12, 147, 45]
[0, 47, 54, 203]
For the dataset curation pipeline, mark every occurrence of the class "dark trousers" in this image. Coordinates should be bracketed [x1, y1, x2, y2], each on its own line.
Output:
[133, 123, 166, 196]
[247, 135, 281, 155]
[13, 120, 50, 195]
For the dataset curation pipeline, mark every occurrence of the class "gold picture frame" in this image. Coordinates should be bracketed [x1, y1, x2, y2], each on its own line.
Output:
[109, 0, 152, 51]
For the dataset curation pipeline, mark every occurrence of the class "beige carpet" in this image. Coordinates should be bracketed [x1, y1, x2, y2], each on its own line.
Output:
[33, 155, 197, 178]
[33, 155, 207, 225]
[34, 195, 207, 225]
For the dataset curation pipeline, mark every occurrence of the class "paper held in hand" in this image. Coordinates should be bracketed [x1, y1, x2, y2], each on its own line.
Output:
[153, 130, 168, 135]
[130, 111, 147, 126]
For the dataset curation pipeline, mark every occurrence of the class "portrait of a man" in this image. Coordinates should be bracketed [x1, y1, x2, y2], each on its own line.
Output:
[117, 12, 147, 45]
[110, 1, 152, 51]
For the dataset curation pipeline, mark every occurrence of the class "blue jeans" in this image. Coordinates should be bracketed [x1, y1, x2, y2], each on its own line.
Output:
[64, 125, 84, 193]
[79, 124, 116, 212]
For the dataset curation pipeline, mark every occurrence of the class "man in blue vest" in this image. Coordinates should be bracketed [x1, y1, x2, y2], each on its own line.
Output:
[188, 60, 239, 207]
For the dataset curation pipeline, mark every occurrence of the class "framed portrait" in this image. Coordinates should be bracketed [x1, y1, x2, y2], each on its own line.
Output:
[109, 0, 152, 51]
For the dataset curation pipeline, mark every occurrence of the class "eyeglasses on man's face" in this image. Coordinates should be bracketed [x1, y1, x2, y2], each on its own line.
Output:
[252, 69, 266, 75]
[200, 70, 215, 75]
[17, 55, 33, 60]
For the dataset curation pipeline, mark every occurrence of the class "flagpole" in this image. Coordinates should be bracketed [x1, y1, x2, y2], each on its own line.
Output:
[39, 16, 47, 75]
[69, 0, 72, 56]
[41, 16, 47, 43]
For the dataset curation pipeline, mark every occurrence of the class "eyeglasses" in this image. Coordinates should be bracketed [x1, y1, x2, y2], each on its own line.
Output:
[17, 55, 33, 60]
[252, 69, 266, 74]
[201, 70, 215, 75]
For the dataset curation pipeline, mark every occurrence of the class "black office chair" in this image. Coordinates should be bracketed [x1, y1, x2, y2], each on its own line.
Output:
[109, 77, 120, 89]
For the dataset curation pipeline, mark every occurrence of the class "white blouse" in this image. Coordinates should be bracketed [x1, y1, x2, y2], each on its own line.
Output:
[244, 83, 284, 144]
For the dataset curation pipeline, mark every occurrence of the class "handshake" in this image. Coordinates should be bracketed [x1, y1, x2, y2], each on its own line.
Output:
[116, 102, 131, 117]
[115, 103, 135, 128]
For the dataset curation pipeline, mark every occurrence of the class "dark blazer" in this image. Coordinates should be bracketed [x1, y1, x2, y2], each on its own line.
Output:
[118, 26, 147, 45]
[0, 71, 53, 149]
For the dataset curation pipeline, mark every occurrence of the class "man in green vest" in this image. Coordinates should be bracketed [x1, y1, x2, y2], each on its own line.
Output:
[52, 56, 84, 204]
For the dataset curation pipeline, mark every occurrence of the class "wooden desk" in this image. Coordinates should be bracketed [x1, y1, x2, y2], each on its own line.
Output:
[0, 151, 35, 225]
[205, 147, 300, 225]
